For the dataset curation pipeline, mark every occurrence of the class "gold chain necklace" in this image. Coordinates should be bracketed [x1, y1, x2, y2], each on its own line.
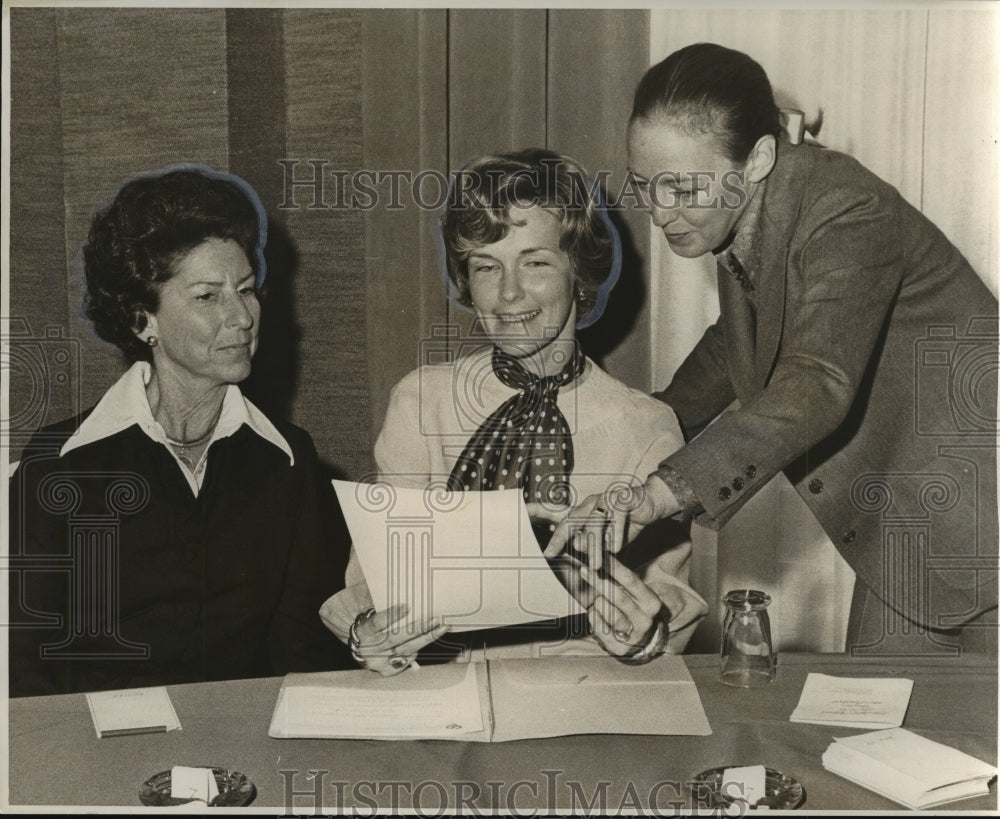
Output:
[165, 425, 216, 470]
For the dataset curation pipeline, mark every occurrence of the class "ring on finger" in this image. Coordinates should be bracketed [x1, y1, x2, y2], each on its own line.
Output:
[388, 654, 410, 670]
[613, 625, 634, 643]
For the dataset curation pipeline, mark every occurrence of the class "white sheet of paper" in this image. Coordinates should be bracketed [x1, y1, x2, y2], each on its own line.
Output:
[171, 767, 219, 802]
[277, 661, 484, 737]
[722, 765, 766, 806]
[789, 673, 913, 728]
[333, 480, 584, 631]
[85, 686, 182, 738]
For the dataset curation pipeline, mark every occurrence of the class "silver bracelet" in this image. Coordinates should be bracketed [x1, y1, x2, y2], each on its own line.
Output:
[618, 613, 668, 666]
[349, 607, 376, 668]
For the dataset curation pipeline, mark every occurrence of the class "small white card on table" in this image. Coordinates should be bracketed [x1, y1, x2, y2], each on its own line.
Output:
[85, 686, 181, 738]
[790, 673, 912, 729]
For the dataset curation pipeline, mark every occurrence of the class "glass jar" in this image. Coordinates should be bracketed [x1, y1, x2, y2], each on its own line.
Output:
[720, 589, 776, 687]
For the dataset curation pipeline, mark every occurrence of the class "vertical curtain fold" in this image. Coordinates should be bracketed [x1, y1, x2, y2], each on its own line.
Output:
[360, 10, 448, 452]
[8, 9, 72, 453]
[225, 9, 294, 423]
[548, 10, 651, 391]
[280, 10, 370, 479]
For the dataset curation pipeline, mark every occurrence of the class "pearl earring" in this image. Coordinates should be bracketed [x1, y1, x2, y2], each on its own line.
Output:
[146, 336, 158, 347]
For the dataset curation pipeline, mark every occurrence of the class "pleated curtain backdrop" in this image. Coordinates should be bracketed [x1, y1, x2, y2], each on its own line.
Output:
[9, 8, 230, 460]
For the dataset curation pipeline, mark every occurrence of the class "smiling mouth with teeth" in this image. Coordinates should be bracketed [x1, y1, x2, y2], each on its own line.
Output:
[496, 310, 541, 323]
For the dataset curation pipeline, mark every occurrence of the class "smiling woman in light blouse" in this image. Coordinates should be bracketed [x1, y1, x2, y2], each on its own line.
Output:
[9, 166, 344, 696]
[321, 150, 708, 675]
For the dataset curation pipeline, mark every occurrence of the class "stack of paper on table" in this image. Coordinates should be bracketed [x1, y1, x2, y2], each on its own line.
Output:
[268, 655, 712, 742]
[85, 686, 182, 738]
[822, 728, 996, 809]
[332, 480, 584, 631]
[790, 673, 913, 728]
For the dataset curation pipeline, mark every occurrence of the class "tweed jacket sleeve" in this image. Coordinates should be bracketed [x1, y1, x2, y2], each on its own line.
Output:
[653, 318, 736, 444]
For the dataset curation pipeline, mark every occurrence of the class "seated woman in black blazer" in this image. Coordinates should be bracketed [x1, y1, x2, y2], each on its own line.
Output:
[10, 165, 345, 696]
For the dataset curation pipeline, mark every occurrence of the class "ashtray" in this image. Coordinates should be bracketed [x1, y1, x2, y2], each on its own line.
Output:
[690, 766, 804, 810]
[139, 767, 256, 807]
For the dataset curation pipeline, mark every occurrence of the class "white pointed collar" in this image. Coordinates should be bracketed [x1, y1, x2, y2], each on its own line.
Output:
[60, 361, 294, 465]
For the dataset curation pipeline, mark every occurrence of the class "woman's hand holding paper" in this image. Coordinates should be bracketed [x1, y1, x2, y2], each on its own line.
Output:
[350, 604, 450, 677]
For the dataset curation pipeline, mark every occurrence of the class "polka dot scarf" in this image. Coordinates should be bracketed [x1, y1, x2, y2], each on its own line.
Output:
[448, 345, 585, 506]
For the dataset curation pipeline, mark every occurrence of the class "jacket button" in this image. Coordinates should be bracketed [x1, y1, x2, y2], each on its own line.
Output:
[808, 478, 823, 494]
[843, 529, 857, 543]
[718, 486, 732, 501]
[745, 465, 757, 478]
[732, 477, 745, 490]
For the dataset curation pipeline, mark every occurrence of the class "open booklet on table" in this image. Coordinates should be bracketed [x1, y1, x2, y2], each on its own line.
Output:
[268, 655, 712, 742]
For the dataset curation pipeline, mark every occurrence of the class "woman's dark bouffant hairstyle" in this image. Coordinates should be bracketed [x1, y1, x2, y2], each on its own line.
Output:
[631, 43, 781, 162]
[83, 166, 262, 362]
[442, 149, 615, 327]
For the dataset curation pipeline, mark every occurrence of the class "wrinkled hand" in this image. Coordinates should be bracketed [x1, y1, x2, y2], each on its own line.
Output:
[528, 497, 620, 569]
[352, 604, 449, 677]
[540, 477, 679, 561]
